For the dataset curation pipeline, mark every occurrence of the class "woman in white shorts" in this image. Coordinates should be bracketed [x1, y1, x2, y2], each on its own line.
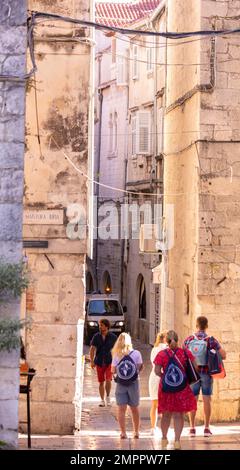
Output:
[149, 331, 167, 434]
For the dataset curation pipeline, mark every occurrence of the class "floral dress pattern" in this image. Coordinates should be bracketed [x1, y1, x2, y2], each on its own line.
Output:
[154, 347, 197, 413]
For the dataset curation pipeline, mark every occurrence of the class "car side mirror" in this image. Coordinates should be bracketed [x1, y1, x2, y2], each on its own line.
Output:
[123, 306, 127, 313]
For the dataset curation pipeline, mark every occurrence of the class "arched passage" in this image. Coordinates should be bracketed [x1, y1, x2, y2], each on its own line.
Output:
[86, 271, 94, 294]
[102, 271, 112, 294]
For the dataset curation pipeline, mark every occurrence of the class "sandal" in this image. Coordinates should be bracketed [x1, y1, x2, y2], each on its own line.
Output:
[134, 434, 139, 439]
[120, 434, 127, 439]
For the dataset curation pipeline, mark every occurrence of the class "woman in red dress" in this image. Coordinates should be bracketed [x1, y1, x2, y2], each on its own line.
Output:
[154, 330, 197, 450]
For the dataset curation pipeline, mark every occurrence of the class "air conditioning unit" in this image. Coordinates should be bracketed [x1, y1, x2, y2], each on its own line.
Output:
[139, 224, 159, 253]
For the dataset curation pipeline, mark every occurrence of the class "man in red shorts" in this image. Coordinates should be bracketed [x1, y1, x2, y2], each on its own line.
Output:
[90, 319, 117, 407]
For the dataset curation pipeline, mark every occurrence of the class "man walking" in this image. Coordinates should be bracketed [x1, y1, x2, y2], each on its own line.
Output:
[90, 319, 117, 407]
[184, 316, 226, 437]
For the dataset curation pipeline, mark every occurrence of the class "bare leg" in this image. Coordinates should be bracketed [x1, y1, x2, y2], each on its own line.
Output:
[189, 395, 199, 428]
[105, 380, 111, 397]
[173, 412, 184, 441]
[150, 400, 158, 428]
[117, 405, 127, 436]
[203, 396, 211, 428]
[130, 406, 140, 436]
[161, 412, 172, 439]
[99, 382, 105, 400]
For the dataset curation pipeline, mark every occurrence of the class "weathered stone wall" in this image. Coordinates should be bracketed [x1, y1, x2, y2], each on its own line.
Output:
[162, 0, 240, 421]
[198, 0, 240, 421]
[20, 0, 92, 433]
[0, 0, 27, 447]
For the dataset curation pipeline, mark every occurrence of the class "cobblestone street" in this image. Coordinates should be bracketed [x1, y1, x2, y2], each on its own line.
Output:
[19, 341, 240, 450]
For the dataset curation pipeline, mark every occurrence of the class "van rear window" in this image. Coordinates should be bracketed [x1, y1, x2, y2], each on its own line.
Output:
[88, 300, 122, 316]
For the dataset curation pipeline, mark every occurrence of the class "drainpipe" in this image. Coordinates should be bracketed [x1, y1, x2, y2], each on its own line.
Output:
[95, 53, 103, 290]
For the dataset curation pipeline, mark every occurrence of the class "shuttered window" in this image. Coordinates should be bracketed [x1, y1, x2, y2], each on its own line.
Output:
[117, 55, 128, 86]
[132, 45, 138, 79]
[132, 115, 137, 155]
[138, 111, 151, 154]
[146, 48, 153, 72]
[131, 111, 152, 155]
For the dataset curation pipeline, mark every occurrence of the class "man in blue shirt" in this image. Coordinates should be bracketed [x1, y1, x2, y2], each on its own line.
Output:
[90, 319, 117, 407]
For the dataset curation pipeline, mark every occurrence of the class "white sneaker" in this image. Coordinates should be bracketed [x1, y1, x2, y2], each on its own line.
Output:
[106, 397, 111, 406]
[99, 400, 105, 407]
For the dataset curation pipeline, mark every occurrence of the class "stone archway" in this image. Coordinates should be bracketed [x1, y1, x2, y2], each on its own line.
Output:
[102, 271, 112, 294]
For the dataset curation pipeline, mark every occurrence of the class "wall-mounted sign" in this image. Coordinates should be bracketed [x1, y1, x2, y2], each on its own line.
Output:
[23, 210, 64, 225]
[23, 240, 49, 248]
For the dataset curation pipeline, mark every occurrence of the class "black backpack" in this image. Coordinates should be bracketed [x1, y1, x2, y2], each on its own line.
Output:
[114, 351, 138, 386]
[161, 349, 187, 393]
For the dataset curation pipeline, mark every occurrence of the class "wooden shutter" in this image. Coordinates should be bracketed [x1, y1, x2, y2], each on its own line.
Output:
[132, 115, 137, 155]
[132, 45, 138, 79]
[137, 111, 151, 154]
[146, 48, 153, 71]
[117, 55, 127, 85]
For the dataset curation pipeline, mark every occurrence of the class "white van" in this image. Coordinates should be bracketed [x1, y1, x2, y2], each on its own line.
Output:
[84, 293, 126, 344]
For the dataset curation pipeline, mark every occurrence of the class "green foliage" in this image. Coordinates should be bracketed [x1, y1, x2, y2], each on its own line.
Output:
[0, 259, 29, 352]
[0, 318, 26, 352]
[0, 259, 29, 299]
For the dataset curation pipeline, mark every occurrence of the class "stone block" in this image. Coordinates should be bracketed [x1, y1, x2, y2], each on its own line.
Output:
[202, 0, 228, 18]
[199, 228, 212, 246]
[0, 349, 19, 368]
[46, 378, 75, 402]
[31, 377, 47, 402]
[28, 324, 77, 357]
[0, 399, 18, 430]
[200, 109, 228, 125]
[0, 368, 19, 400]
[29, 357, 76, 379]
[0, 204, 23, 240]
[4, 85, 25, 115]
[0, 169, 24, 203]
[0, 1, 27, 26]
[0, 116, 25, 143]
[36, 275, 60, 294]
[35, 256, 50, 273]
[35, 293, 59, 312]
[30, 402, 75, 434]
[0, 26, 27, 54]
[199, 194, 216, 211]
[0, 142, 24, 169]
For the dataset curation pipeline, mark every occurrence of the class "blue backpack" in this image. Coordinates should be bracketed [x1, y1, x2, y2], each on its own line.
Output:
[115, 351, 138, 386]
[187, 335, 209, 366]
[162, 349, 187, 393]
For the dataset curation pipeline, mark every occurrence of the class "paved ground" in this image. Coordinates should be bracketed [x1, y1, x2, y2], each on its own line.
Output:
[19, 340, 240, 450]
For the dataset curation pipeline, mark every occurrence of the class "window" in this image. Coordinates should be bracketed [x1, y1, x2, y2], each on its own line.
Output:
[131, 111, 152, 155]
[113, 112, 118, 154]
[112, 38, 116, 64]
[132, 45, 138, 79]
[117, 55, 128, 85]
[108, 113, 113, 155]
[146, 47, 153, 72]
[131, 115, 137, 155]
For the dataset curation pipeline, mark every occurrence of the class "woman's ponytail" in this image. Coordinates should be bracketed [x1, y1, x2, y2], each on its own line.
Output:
[166, 330, 178, 349]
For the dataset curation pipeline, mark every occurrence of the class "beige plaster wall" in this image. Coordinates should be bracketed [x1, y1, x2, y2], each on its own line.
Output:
[20, 0, 92, 433]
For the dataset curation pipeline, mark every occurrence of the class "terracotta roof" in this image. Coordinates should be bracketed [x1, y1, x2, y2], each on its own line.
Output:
[96, 1, 161, 28]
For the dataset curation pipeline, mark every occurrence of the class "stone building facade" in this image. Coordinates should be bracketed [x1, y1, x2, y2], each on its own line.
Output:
[20, 0, 94, 433]
[161, 0, 240, 421]
[0, 0, 27, 447]
[93, 28, 129, 297]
